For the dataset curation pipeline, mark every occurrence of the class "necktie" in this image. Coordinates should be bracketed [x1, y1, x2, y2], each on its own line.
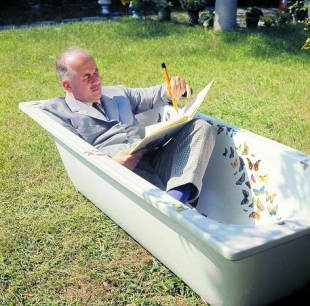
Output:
[92, 102, 106, 116]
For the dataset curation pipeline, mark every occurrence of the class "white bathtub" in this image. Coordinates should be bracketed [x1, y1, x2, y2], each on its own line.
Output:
[19, 100, 310, 306]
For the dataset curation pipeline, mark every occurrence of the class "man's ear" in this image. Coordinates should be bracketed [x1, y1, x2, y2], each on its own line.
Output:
[62, 80, 72, 93]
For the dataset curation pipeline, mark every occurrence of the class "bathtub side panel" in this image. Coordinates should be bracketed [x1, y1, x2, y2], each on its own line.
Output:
[55, 138, 310, 306]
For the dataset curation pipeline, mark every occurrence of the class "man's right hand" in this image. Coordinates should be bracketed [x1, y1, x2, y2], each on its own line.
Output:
[112, 148, 147, 171]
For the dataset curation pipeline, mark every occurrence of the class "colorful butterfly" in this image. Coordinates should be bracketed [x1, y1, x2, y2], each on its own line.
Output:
[250, 173, 256, 185]
[257, 174, 268, 183]
[235, 144, 241, 152]
[249, 199, 254, 208]
[223, 148, 228, 157]
[226, 127, 232, 135]
[236, 173, 245, 185]
[249, 210, 260, 220]
[266, 191, 276, 203]
[246, 158, 261, 172]
[255, 198, 265, 211]
[267, 205, 278, 216]
[242, 142, 249, 156]
[229, 147, 234, 158]
[231, 159, 238, 168]
[239, 157, 245, 172]
[253, 186, 265, 196]
[245, 181, 251, 189]
[241, 189, 250, 205]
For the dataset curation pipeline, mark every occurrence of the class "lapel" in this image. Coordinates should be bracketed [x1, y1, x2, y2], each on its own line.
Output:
[100, 95, 119, 121]
[65, 94, 105, 120]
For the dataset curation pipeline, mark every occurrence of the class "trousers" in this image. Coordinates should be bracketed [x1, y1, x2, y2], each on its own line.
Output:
[134, 119, 216, 202]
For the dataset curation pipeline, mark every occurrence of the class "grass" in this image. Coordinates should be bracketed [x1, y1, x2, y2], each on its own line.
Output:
[1, 11, 310, 305]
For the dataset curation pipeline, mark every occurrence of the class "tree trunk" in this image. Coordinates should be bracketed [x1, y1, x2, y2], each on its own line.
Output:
[214, 0, 237, 31]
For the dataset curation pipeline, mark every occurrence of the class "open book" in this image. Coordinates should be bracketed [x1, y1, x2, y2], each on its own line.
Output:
[130, 79, 214, 153]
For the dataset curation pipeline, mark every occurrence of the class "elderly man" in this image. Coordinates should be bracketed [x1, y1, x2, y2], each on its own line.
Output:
[42, 47, 215, 206]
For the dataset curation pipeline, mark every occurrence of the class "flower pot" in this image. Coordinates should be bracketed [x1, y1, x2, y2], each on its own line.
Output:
[246, 15, 259, 28]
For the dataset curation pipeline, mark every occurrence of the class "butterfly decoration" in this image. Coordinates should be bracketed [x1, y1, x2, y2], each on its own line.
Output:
[267, 205, 278, 216]
[206, 120, 214, 126]
[241, 189, 250, 205]
[229, 147, 234, 158]
[223, 148, 228, 157]
[251, 153, 255, 157]
[255, 198, 265, 211]
[249, 199, 254, 208]
[257, 174, 268, 183]
[250, 174, 256, 185]
[243, 209, 248, 212]
[239, 157, 245, 172]
[231, 159, 238, 168]
[226, 127, 232, 135]
[253, 186, 265, 196]
[300, 159, 309, 170]
[245, 181, 251, 189]
[266, 191, 276, 203]
[249, 210, 260, 220]
[236, 173, 245, 185]
[231, 130, 237, 138]
[164, 112, 170, 121]
[242, 142, 249, 156]
[246, 158, 261, 172]
[157, 113, 162, 122]
[234, 171, 238, 175]
[235, 144, 241, 152]
[217, 125, 225, 135]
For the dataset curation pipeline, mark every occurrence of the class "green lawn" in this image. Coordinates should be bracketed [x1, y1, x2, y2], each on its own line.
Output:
[1, 14, 310, 305]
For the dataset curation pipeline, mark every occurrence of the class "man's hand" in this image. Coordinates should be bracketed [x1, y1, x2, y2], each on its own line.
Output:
[112, 148, 147, 171]
[164, 76, 192, 101]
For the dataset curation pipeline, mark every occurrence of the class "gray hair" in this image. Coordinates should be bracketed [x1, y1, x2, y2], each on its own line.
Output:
[56, 47, 91, 81]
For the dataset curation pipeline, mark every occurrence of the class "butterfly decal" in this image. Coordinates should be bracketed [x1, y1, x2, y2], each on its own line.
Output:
[245, 181, 251, 189]
[226, 127, 232, 135]
[250, 174, 256, 185]
[239, 157, 245, 172]
[223, 148, 228, 157]
[157, 113, 162, 122]
[249, 199, 254, 208]
[241, 189, 250, 205]
[300, 159, 309, 170]
[235, 144, 241, 152]
[234, 171, 238, 175]
[267, 205, 278, 216]
[229, 147, 234, 158]
[246, 158, 261, 172]
[236, 173, 245, 185]
[249, 210, 260, 220]
[217, 125, 225, 135]
[243, 209, 248, 212]
[266, 191, 276, 203]
[257, 174, 268, 183]
[206, 120, 214, 125]
[253, 186, 265, 196]
[231, 159, 238, 168]
[164, 112, 170, 121]
[255, 198, 265, 211]
[231, 130, 237, 138]
[242, 142, 249, 156]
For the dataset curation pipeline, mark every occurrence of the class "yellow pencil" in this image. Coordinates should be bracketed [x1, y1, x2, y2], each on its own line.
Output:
[161, 63, 178, 114]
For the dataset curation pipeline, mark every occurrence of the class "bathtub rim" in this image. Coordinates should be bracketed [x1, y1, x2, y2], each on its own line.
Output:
[19, 100, 310, 261]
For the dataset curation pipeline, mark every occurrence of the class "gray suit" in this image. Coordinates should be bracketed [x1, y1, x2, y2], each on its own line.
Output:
[42, 84, 215, 202]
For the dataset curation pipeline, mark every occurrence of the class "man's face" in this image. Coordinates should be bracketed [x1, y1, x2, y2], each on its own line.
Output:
[63, 55, 102, 103]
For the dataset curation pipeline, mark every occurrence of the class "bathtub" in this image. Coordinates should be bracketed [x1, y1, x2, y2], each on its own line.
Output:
[19, 100, 310, 306]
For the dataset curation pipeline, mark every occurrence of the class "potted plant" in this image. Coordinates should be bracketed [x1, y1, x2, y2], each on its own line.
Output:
[245, 7, 264, 28]
[261, 15, 276, 27]
[154, 0, 173, 22]
[198, 10, 214, 29]
[179, 0, 209, 26]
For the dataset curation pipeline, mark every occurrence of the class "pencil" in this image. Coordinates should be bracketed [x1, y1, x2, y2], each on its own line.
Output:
[161, 62, 178, 114]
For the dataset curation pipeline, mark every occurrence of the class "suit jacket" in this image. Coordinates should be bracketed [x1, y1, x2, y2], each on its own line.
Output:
[41, 84, 170, 157]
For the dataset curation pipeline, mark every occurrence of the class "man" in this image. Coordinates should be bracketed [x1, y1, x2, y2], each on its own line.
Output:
[42, 47, 215, 206]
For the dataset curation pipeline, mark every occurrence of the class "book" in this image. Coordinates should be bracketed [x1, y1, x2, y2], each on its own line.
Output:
[130, 79, 214, 153]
